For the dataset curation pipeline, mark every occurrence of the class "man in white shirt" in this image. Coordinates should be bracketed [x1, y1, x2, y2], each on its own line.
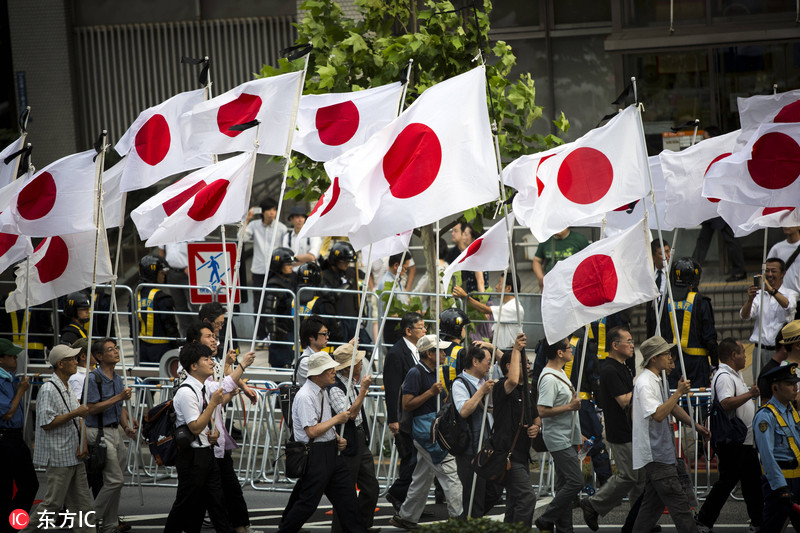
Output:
[281, 205, 322, 269]
[741, 257, 798, 368]
[631, 336, 710, 532]
[453, 272, 523, 351]
[768, 226, 800, 294]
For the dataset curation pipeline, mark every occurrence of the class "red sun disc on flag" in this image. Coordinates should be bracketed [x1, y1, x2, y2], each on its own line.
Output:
[135, 114, 171, 166]
[572, 254, 618, 307]
[163, 181, 207, 216]
[458, 238, 483, 264]
[321, 177, 341, 217]
[747, 132, 800, 190]
[316, 101, 360, 146]
[188, 180, 229, 221]
[703, 153, 731, 203]
[0, 232, 19, 257]
[536, 153, 558, 196]
[382, 123, 442, 199]
[762, 206, 795, 216]
[774, 100, 800, 123]
[217, 93, 262, 138]
[557, 148, 613, 205]
[17, 172, 57, 220]
[36, 236, 69, 284]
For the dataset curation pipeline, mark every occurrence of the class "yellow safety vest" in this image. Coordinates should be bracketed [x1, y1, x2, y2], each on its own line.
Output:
[667, 292, 708, 357]
[439, 344, 461, 395]
[587, 318, 608, 360]
[138, 288, 168, 344]
[765, 403, 800, 479]
[10, 312, 45, 351]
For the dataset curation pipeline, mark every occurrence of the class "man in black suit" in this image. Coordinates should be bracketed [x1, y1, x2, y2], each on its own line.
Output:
[384, 312, 427, 511]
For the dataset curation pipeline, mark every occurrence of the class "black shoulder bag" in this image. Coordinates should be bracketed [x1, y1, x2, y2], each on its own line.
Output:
[85, 372, 107, 474]
[709, 372, 747, 450]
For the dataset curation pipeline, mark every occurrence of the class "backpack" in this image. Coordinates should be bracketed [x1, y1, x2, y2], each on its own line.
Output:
[431, 376, 472, 455]
[141, 383, 195, 466]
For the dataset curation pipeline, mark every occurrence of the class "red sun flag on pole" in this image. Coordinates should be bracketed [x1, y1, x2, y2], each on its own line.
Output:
[737, 88, 800, 145]
[326, 66, 499, 250]
[296, 176, 362, 241]
[293, 82, 403, 162]
[181, 71, 304, 158]
[717, 201, 800, 237]
[5, 229, 113, 312]
[0, 232, 32, 276]
[441, 213, 514, 290]
[541, 219, 659, 343]
[529, 106, 650, 242]
[115, 89, 212, 192]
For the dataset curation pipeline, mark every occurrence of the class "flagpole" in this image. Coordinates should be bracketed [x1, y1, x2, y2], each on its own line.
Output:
[105, 190, 128, 339]
[755, 228, 768, 384]
[435, 220, 441, 412]
[654, 229, 680, 337]
[249, 50, 311, 354]
[18, 154, 33, 441]
[364, 248, 408, 376]
[397, 59, 414, 117]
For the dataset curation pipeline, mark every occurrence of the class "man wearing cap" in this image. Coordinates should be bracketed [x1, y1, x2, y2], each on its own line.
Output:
[278, 351, 365, 533]
[390, 334, 463, 529]
[328, 344, 379, 533]
[23, 345, 92, 533]
[753, 362, 800, 532]
[781, 320, 800, 365]
[282, 205, 322, 269]
[0, 339, 38, 532]
[630, 336, 710, 533]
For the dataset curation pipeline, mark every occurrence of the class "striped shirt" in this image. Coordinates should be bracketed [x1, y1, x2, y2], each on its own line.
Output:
[292, 379, 335, 443]
[33, 377, 83, 467]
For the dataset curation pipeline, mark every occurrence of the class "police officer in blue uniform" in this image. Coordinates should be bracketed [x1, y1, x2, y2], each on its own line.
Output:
[753, 363, 800, 532]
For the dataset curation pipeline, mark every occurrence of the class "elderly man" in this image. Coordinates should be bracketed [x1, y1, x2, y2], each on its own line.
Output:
[631, 336, 710, 533]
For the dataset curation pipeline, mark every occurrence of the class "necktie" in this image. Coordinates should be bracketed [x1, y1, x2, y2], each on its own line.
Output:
[201, 385, 212, 431]
[655, 269, 663, 293]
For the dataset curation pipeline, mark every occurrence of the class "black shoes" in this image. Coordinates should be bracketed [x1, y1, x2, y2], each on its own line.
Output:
[580, 497, 599, 531]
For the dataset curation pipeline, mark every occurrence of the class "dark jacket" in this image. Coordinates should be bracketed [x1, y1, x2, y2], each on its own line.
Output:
[384, 338, 417, 433]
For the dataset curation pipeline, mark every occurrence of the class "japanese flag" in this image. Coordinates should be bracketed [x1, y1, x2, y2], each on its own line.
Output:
[661, 130, 739, 228]
[102, 158, 126, 230]
[115, 89, 212, 192]
[738, 88, 800, 144]
[530, 106, 650, 242]
[0, 149, 98, 237]
[703, 122, 800, 208]
[0, 233, 32, 276]
[145, 152, 255, 247]
[503, 144, 571, 229]
[5, 230, 113, 312]
[0, 135, 25, 188]
[328, 66, 499, 249]
[360, 231, 412, 269]
[717, 202, 800, 237]
[441, 214, 513, 290]
[541, 219, 659, 343]
[181, 72, 304, 158]
[293, 82, 403, 162]
[296, 177, 361, 240]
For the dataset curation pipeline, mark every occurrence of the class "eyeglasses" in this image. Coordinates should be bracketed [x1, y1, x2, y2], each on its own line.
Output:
[617, 339, 635, 345]
[413, 325, 427, 331]
[103, 345, 119, 353]
[317, 331, 330, 338]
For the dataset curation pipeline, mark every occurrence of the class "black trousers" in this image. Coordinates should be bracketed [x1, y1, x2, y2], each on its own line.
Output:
[693, 217, 746, 276]
[140, 341, 171, 364]
[456, 453, 502, 519]
[218, 451, 250, 528]
[278, 441, 365, 533]
[0, 434, 38, 533]
[697, 442, 762, 528]
[387, 430, 416, 502]
[332, 428, 379, 531]
[163, 447, 233, 533]
[761, 476, 800, 533]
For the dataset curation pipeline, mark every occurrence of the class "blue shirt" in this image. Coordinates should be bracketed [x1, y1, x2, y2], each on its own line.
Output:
[401, 362, 444, 418]
[0, 373, 23, 429]
[753, 396, 800, 491]
[85, 368, 124, 427]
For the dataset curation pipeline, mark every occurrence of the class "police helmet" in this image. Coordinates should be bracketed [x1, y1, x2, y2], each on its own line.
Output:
[64, 292, 91, 320]
[328, 241, 356, 264]
[670, 257, 702, 289]
[139, 255, 169, 283]
[269, 247, 297, 274]
[439, 308, 470, 341]
[297, 262, 322, 287]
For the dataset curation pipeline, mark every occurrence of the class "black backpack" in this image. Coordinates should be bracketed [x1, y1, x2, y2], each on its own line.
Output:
[141, 383, 195, 466]
[431, 376, 472, 455]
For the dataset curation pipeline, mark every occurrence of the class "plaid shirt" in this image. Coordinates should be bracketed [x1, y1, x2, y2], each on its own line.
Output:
[328, 373, 363, 427]
[33, 377, 83, 467]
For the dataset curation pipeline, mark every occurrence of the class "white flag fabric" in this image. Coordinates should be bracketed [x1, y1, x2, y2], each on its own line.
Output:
[360, 231, 412, 269]
[145, 152, 255, 247]
[293, 82, 403, 162]
[181, 72, 304, 158]
[738, 88, 800, 144]
[296, 177, 361, 240]
[0, 233, 32, 276]
[661, 130, 739, 228]
[102, 158, 126, 229]
[327, 66, 499, 249]
[718, 202, 800, 237]
[529, 106, 650, 242]
[541, 219, 659, 343]
[0, 136, 25, 188]
[703, 122, 800, 208]
[441, 214, 513, 291]
[116, 89, 212, 192]
[0, 150, 98, 237]
[503, 144, 570, 229]
[5, 230, 113, 312]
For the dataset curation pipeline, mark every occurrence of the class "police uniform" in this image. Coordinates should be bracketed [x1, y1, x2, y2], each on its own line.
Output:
[60, 319, 88, 346]
[0, 302, 52, 361]
[137, 287, 179, 363]
[265, 271, 295, 368]
[664, 290, 718, 388]
[753, 364, 800, 532]
[439, 341, 463, 394]
[587, 311, 630, 364]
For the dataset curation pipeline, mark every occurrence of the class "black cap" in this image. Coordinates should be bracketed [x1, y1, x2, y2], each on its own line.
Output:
[762, 363, 800, 384]
[287, 205, 307, 221]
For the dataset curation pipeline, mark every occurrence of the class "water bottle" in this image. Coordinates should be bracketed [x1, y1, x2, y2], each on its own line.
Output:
[577, 436, 595, 462]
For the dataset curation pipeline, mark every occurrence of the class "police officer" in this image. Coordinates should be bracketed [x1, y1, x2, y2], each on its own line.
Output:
[753, 362, 800, 532]
[439, 307, 470, 392]
[265, 247, 297, 368]
[296, 261, 322, 315]
[663, 257, 718, 388]
[60, 292, 91, 345]
[136, 255, 179, 364]
[0, 300, 53, 362]
[320, 241, 365, 344]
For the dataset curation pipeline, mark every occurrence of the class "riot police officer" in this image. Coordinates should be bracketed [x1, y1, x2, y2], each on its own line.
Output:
[439, 307, 470, 392]
[136, 255, 179, 364]
[265, 247, 296, 368]
[60, 292, 91, 345]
